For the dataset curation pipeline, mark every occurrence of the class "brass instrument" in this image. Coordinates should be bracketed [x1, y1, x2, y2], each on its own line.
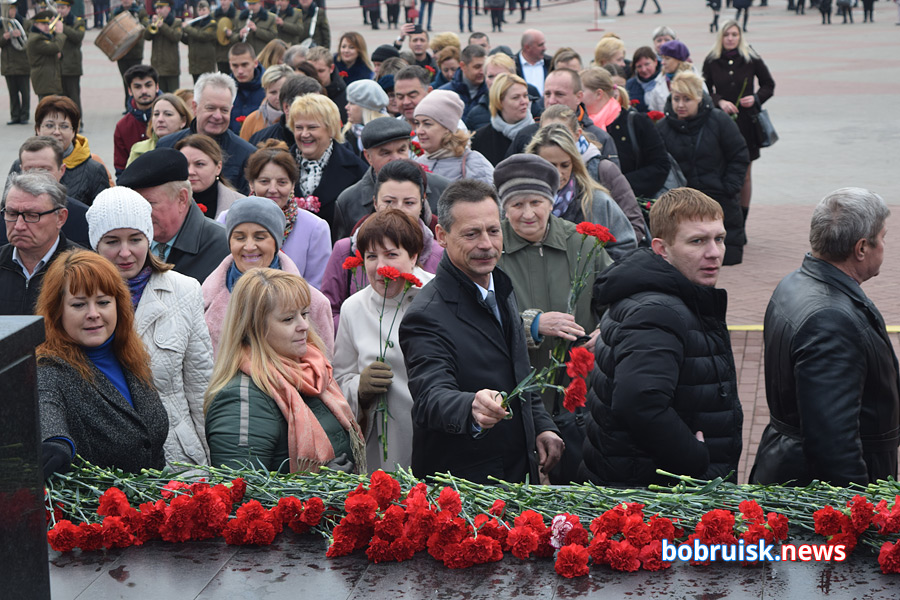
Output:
[215, 15, 232, 45]
[183, 14, 211, 27]
[1, 2, 27, 51]
[147, 14, 159, 34]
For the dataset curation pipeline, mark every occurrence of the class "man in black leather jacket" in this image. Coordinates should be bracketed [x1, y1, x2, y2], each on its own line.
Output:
[751, 188, 900, 487]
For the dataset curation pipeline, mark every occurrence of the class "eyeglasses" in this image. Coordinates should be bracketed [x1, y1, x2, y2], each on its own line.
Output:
[1, 208, 61, 223]
[39, 121, 73, 133]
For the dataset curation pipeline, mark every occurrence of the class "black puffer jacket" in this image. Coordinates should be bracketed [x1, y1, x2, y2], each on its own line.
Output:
[607, 109, 669, 199]
[656, 95, 749, 263]
[580, 248, 743, 486]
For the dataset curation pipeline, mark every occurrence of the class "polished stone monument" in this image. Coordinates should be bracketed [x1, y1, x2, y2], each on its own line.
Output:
[0, 316, 49, 600]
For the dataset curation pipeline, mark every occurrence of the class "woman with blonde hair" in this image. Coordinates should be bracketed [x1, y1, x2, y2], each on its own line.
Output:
[593, 36, 626, 70]
[205, 268, 364, 473]
[432, 45, 460, 88]
[334, 32, 375, 84]
[342, 79, 390, 157]
[257, 38, 289, 69]
[471, 72, 534, 166]
[539, 105, 646, 244]
[128, 93, 192, 166]
[525, 124, 637, 260]
[465, 53, 541, 130]
[703, 20, 775, 225]
[580, 67, 624, 131]
[289, 93, 368, 236]
[37, 249, 168, 478]
[656, 71, 749, 265]
[239, 64, 295, 142]
[413, 89, 494, 183]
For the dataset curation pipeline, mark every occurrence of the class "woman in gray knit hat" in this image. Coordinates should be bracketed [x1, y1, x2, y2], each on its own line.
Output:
[201, 195, 336, 360]
[342, 79, 391, 157]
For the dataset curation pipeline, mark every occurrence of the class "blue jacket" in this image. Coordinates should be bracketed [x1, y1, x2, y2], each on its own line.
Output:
[230, 64, 265, 134]
[439, 68, 488, 122]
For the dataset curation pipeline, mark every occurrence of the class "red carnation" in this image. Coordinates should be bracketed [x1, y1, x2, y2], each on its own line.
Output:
[345, 493, 379, 526]
[591, 509, 624, 537]
[648, 515, 675, 541]
[369, 470, 402, 510]
[424, 65, 435, 75]
[342, 250, 364, 271]
[98, 487, 132, 517]
[228, 478, 247, 504]
[878, 540, 900, 574]
[514, 509, 545, 531]
[848, 495, 875, 534]
[235, 115, 247, 123]
[301, 497, 325, 527]
[488, 499, 506, 518]
[77, 522, 105, 552]
[374, 504, 407, 541]
[828, 531, 857, 554]
[555, 544, 590, 578]
[575, 222, 616, 243]
[696, 509, 735, 541]
[622, 514, 652, 549]
[647, 110, 665, 122]
[437, 487, 462, 517]
[366, 536, 394, 563]
[630, 98, 640, 106]
[606, 539, 641, 572]
[102, 516, 137, 549]
[192, 489, 230, 540]
[563, 377, 587, 413]
[161, 479, 190, 500]
[814, 506, 844, 537]
[506, 526, 539, 560]
[588, 531, 611, 565]
[739, 500, 765, 524]
[196, 202, 208, 214]
[377, 265, 402, 281]
[48, 520, 81, 552]
[339, 70, 349, 78]
[390, 536, 418, 561]
[399, 272, 423, 288]
[766, 512, 789, 541]
[159, 494, 196, 543]
[565, 346, 594, 379]
[639, 539, 671, 571]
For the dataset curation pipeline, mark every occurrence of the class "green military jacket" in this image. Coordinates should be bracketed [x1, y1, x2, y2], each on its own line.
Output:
[113, 6, 148, 62]
[60, 14, 86, 77]
[0, 17, 31, 76]
[26, 28, 66, 96]
[182, 15, 217, 76]
[498, 215, 613, 411]
[144, 14, 182, 76]
[273, 5, 302, 45]
[231, 8, 276, 56]
[213, 4, 237, 65]
[297, 4, 329, 50]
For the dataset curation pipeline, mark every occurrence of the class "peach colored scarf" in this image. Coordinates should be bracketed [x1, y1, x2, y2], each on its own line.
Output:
[240, 345, 364, 473]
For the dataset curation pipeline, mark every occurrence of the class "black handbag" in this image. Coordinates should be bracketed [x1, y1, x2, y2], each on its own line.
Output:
[752, 108, 778, 148]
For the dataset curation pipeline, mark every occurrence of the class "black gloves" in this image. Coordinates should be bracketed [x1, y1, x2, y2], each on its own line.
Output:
[42, 440, 73, 480]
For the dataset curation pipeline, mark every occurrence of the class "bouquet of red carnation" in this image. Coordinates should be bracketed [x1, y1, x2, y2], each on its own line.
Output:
[647, 110, 665, 122]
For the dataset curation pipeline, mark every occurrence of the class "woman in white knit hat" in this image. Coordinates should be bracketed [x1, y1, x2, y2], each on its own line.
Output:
[86, 187, 214, 470]
[412, 89, 494, 184]
[342, 79, 391, 157]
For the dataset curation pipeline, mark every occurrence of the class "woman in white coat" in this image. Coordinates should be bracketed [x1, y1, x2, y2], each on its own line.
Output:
[87, 187, 213, 469]
[332, 209, 432, 472]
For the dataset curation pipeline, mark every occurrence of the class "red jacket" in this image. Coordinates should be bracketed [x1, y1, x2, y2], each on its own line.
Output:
[113, 103, 152, 174]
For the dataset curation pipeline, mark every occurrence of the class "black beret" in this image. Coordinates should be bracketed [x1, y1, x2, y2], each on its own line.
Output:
[360, 118, 414, 150]
[117, 147, 189, 189]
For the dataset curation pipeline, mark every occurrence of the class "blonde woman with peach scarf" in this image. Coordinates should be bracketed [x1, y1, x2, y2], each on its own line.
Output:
[204, 268, 365, 474]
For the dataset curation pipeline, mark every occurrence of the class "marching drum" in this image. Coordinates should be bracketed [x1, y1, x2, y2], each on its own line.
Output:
[94, 10, 144, 61]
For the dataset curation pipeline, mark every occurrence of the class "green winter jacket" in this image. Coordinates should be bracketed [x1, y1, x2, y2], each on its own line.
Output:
[205, 373, 352, 472]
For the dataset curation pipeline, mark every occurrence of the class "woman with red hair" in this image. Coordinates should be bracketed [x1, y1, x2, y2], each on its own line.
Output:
[36, 249, 169, 479]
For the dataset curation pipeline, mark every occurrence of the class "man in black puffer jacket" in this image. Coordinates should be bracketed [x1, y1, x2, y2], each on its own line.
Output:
[580, 188, 743, 487]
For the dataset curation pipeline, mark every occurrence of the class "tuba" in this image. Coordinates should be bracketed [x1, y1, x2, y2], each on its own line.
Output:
[1, 2, 27, 51]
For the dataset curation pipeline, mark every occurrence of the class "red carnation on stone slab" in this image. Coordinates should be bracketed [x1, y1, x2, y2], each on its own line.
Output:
[555, 543, 590, 578]
[879, 539, 900, 574]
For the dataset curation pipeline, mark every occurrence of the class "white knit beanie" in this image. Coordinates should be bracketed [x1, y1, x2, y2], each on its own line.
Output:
[86, 187, 154, 251]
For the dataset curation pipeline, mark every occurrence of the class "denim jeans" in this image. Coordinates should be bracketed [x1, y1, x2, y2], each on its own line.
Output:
[418, 0, 434, 28]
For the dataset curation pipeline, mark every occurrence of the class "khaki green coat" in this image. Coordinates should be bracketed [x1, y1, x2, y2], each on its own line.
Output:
[1, 18, 32, 76]
[60, 16, 86, 77]
[26, 29, 66, 96]
[182, 16, 217, 76]
[145, 15, 182, 77]
[297, 5, 329, 50]
[231, 9, 276, 56]
[274, 6, 302, 45]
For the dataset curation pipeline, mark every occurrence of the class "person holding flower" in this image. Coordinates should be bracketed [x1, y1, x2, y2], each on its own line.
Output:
[205, 267, 365, 473]
[333, 209, 433, 472]
[494, 154, 613, 484]
[202, 196, 334, 359]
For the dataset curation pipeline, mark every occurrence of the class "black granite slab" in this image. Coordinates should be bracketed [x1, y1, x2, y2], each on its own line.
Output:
[47, 534, 900, 599]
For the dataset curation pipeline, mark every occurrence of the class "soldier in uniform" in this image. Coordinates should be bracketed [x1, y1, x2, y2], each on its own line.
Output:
[273, 0, 302, 45]
[213, 0, 236, 74]
[25, 10, 65, 100]
[1, 0, 31, 124]
[145, 0, 183, 92]
[113, 0, 149, 110]
[298, 0, 330, 49]
[55, 0, 86, 118]
[230, 0, 276, 56]
[182, 0, 217, 82]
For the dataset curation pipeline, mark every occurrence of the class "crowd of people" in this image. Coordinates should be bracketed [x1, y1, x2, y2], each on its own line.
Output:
[2, 2, 897, 491]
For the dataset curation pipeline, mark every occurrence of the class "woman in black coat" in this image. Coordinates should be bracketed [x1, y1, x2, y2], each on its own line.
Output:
[471, 73, 534, 166]
[656, 72, 749, 265]
[288, 93, 368, 242]
[606, 104, 670, 200]
[702, 20, 775, 225]
[36, 250, 169, 478]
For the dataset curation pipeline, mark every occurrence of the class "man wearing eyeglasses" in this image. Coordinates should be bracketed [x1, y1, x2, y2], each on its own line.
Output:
[0, 171, 79, 315]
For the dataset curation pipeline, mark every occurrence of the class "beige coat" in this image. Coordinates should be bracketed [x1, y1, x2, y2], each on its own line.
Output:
[332, 267, 433, 473]
[135, 270, 213, 468]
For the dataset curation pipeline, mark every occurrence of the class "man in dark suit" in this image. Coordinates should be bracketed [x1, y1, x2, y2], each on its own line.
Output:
[118, 148, 229, 284]
[399, 179, 563, 484]
[515, 29, 552, 96]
